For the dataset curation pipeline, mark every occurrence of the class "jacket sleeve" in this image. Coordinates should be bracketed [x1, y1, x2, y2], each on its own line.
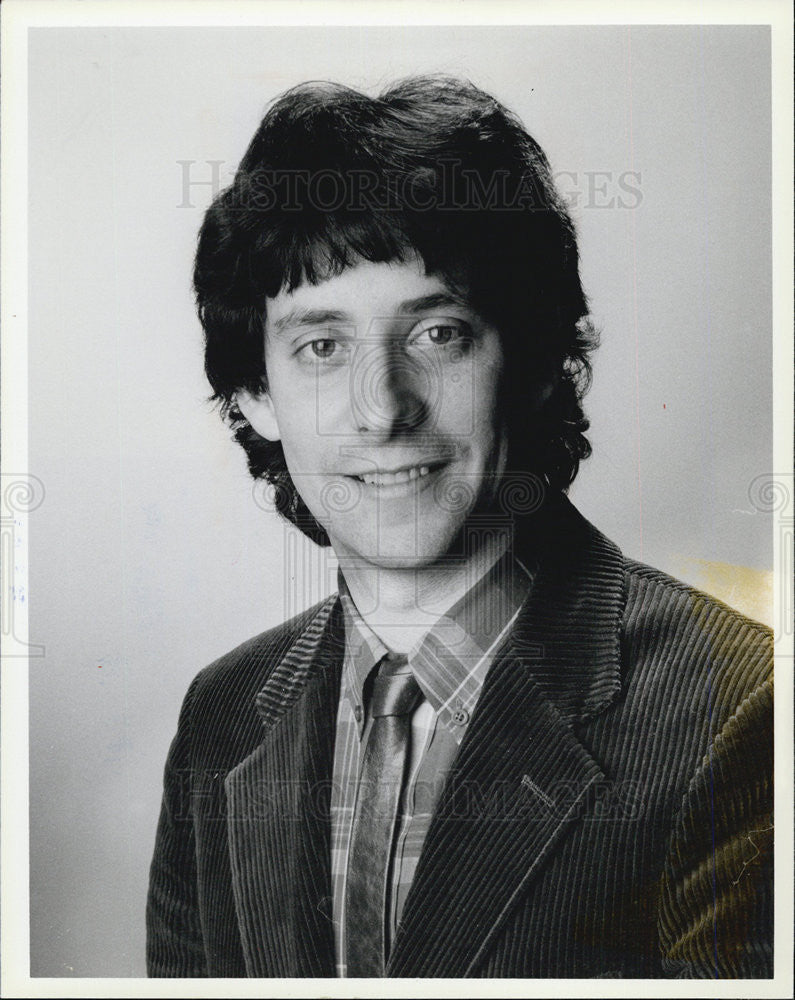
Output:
[659, 676, 774, 978]
[146, 676, 209, 977]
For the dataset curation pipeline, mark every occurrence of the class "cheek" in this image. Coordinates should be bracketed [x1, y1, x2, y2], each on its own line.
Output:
[279, 424, 324, 478]
[269, 396, 320, 474]
[440, 353, 502, 432]
[268, 371, 322, 459]
[281, 372, 351, 440]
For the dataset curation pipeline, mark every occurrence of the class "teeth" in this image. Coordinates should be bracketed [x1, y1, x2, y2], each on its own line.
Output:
[358, 465, 433, 487]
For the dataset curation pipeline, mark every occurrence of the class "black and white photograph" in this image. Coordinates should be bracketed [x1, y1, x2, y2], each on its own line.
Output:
[2, 0, 792, 994]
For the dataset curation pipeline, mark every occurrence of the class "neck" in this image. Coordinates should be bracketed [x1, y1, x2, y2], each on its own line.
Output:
[334, 531, 511, 655]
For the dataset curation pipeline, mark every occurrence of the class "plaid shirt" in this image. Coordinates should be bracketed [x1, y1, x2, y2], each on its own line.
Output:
[330, 549, 534, 976]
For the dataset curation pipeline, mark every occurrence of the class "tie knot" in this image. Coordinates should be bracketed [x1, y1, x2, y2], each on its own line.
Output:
[370, 656, 421, 717]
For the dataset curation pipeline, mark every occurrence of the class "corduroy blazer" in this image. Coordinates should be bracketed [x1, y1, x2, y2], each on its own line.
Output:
[146, 495, 773, 978]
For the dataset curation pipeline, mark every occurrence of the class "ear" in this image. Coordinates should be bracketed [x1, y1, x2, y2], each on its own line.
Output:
[236, 388, 281, 442]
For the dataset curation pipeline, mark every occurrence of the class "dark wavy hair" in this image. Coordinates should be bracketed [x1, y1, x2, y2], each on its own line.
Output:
[194, 75, 598, 546]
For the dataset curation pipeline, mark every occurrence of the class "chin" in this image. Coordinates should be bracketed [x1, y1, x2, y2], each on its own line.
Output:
[329, 521, 464, 571]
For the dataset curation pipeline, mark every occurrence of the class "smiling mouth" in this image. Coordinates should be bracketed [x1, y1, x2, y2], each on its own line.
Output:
[348, 461, 446, 488]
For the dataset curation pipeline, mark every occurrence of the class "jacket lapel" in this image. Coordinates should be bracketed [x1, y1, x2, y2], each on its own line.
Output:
[224, 596, 343, 978]
[387, 496, 626, 977]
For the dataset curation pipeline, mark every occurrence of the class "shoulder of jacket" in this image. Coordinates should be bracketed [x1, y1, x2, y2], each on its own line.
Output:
[623, 556, 771, 634]
[189, 593, 339, 700]
[620, 556, 772, 694]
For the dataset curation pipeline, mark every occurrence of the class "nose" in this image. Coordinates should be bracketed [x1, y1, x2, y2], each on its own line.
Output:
[349, 340, 435, 437]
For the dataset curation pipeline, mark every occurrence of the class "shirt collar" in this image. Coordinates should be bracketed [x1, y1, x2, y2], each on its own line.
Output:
[338, 548, 534, 738]
[338, 582, 391, 722]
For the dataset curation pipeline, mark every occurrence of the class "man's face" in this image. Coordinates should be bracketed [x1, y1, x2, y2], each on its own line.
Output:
[239, 255, 513, 570]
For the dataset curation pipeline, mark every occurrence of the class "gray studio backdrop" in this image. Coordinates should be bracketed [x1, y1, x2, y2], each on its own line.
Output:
[28, 25, 772, 976]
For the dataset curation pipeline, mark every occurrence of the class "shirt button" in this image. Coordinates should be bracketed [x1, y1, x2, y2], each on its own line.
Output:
[354, 705, 363, 724]
[452, 707, 470, 726]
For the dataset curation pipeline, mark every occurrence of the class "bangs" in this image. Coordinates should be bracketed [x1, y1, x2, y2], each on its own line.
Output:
[254, 207, 417, 298]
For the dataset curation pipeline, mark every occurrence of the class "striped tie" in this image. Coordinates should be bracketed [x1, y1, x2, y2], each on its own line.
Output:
[344, 655, 421, 976]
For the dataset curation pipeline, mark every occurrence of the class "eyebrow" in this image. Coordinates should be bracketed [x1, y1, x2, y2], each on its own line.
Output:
[268, 291, 474, 338]
[396, 292, 472, 315]
[269, 308, 351, 338]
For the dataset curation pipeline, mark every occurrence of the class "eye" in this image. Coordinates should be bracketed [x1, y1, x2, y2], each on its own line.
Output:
[296, 337, 349, 363]
[409, 320, 472, 350]
[309, 338, 337, 358]
[425, 324, 459, 345]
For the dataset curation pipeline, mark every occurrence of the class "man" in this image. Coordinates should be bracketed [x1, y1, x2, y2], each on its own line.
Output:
[146, 76, 773, 978]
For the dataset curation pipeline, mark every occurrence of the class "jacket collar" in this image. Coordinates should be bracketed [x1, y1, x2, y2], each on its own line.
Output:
[226, 492, 626, 977]
[505, 490, 626, 722]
